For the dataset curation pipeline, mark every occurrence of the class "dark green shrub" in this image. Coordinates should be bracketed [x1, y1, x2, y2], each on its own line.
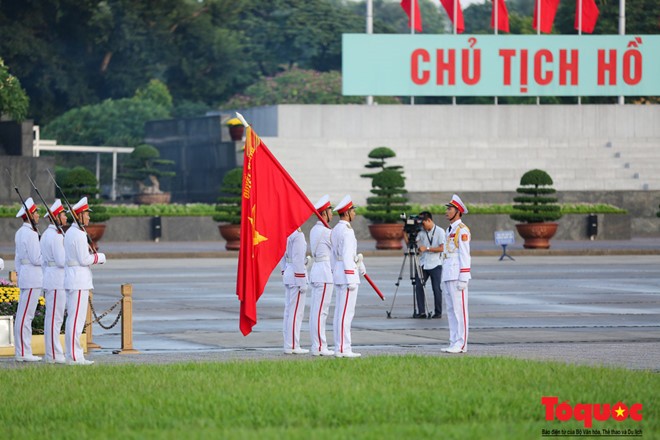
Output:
[212, 168, 242, 224]
[361, 147, 410, 224]
[57, 166, 110, 223]
[119, 144, 175, 195]
[510, 169, 562, 223]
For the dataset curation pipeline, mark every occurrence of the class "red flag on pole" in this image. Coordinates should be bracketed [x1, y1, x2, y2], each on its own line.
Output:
[401, 0, 423, 32]
[237, 126, 317, 336]
[533, 0, 561, 33]
[491, 0, 510, 33]
[575, 0, 599, 33]
[439, 0, 465, 34]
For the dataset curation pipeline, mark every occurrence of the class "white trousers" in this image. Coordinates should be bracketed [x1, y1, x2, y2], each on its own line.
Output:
[443, 280, 469, 351]
[309, 282, 334, 353]
[65, 289, 90, 363]
[283, 284, 307, 350]
[44, 289, 67, 362]
[14, 288, 41, 358]
[333, 285, 358, 354]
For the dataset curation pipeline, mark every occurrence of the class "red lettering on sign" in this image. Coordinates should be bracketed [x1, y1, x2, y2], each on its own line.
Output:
[559, 49, 579, 85]
[461, 49, 481, 85]
[597, 49, 617, 85]
[520, 49, 528, 92]
[499, 49, 516, 86]
[623, 49, 642, 85]
[534, 49, 553, 85]
[436, 49, 456, 85]
[411, 49, 430, 85]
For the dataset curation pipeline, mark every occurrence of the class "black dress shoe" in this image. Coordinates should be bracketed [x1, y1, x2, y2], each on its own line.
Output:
[432, 313, 442, 319]
[412, 313, 427, 319]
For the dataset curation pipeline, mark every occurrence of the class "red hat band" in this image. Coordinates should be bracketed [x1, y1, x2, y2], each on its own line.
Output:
[318, 202, 331, 212]
[337, 202, 353, 214]
[74, 203, 89, 215]
[51, 206, 64, 217]
[450, 200, 464, 214]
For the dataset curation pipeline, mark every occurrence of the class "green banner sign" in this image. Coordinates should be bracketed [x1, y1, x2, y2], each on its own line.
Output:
[342, 34, 660, 96]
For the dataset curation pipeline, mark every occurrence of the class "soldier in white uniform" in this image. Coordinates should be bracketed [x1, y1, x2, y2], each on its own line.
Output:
[441, 194, 472, 354]
[308, 195, 335, 356]
[40, 199, 68, 364]
[14, 197, 43, 362]
[280, 228, 309, 354]
[331, 195, 365, 358]
[0, 257, 4, 271]
[64, 197, 106, 365]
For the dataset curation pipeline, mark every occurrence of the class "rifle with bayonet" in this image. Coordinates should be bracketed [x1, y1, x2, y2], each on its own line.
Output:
[5, 168, 40, 239]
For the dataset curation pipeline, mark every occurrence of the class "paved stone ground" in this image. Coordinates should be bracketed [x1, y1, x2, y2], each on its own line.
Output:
[3, 253, 657, 371]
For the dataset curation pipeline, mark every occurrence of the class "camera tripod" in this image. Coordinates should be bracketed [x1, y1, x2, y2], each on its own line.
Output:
[386, 240, 431, 319]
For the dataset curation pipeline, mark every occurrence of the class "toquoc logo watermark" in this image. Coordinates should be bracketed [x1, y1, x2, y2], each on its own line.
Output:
[542, 397, 643, 428]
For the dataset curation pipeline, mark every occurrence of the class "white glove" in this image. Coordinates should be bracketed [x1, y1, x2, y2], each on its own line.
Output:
[348, 284, 358, 291]
[359, 261, 366, 276]
[305, 255, 313, 271]
[96, 253, 107, 265]
[298, 284, 308, 294]
[456, 280, 468, 291]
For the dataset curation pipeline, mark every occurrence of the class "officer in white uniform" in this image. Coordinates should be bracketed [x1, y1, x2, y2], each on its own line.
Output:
[280, 228, 309, 354]
[441, 194, 472, 354]
[64, 197, 106, 365]
[14, 197, 43, 362]
[41, 199, 68, 364]
[308, 195, 335, 356]
[331, 195, 365, 358]
[0, 257, 4, 271]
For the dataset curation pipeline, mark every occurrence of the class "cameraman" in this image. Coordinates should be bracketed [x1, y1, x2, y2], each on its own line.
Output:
[407, 211, 445, 318]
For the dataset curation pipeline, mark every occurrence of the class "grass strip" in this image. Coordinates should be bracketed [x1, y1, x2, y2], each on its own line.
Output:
[0, 355, 656, 439]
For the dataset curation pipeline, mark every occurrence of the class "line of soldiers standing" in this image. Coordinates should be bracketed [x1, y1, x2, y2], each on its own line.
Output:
[279, 193, 472, 357]
[10, 196, 105, 365]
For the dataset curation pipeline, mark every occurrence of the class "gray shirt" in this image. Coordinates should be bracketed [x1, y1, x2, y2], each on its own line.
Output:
[416, 224, 445, 270]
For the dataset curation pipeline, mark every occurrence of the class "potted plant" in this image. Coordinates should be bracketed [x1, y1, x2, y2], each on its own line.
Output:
[361, 147, 410, 249]
[57, 166, 110, 250]
[120, 144, 175, 205]
[213, 167, 242, 250]
[227, 117, 245, 141]
[510, 169, 562, 249]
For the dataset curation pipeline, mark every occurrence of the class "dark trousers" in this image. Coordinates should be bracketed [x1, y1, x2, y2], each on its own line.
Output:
[415, 265, 443, 316]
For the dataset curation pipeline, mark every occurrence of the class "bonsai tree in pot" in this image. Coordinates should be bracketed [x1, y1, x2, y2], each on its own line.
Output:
[120, 144, 175, 205]
[510, 169, 562, 249]
[212, 167, 242, 250]
[57, 166, 110, 249]
[361, 147, 410, 249]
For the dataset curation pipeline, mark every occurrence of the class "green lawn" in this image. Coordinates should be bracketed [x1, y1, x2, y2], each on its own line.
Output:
[0, 356, 656, 439]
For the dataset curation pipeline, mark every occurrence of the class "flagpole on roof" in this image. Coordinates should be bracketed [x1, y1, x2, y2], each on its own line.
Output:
[366, 0, 374, 106]
[618, 0, 625, 104]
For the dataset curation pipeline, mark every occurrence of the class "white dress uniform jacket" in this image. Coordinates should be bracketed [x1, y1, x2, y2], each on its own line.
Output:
[442, 220, 472, 282]
[331, 221, 359, 286]
[281, 230, 308, 287]
[309, 221, 334, 283]
[15, 223, 43, 289]
[41, 225, 65, 290]
[64, 223, 106, 290]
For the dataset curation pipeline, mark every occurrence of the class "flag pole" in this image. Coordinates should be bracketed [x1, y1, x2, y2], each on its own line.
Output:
[536, 0, 541, 105]
[235, 112, 330, 229]
[577, 0, 582, 105]
[618, 0, 625, 105]
[494, 0, 499, 106]
[410, 0, 415, 106]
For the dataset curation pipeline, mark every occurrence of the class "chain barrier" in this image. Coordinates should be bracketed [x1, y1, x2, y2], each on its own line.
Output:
[85, 297, 123, 330]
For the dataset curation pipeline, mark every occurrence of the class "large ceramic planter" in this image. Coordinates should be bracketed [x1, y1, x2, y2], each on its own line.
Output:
[229, 125, 245, 141]
[515, 222, 559, 249]
[368, 223, 404, 250]
[134, 192, 171, 205]
[85, 223, 107, 251]
[0, 334, 87, 356]
[218, 224, 241, 251]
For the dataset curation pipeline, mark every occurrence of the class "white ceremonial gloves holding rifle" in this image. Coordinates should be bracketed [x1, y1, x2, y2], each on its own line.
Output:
[349, 253, 367, 291]
[456, 280, 468, 292]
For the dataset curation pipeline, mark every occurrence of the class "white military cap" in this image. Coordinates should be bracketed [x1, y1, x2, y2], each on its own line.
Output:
[16, 197, 37, 218]
[45, 199, 65, 218]
[314, 194, 331, 212]
[445, 194, 468, 214]
[334, 194, 354, 214]
[71, 197, 93, 215]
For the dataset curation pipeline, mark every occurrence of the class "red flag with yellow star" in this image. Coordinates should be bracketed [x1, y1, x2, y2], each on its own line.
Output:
[237, 126, 317, 335]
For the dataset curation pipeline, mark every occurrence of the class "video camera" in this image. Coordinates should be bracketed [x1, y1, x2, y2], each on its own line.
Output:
[400, 213, 423, 238]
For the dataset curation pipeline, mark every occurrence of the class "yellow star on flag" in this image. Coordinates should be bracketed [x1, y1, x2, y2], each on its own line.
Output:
[248, 205, 268, 246]
[614, 406, 626, 418]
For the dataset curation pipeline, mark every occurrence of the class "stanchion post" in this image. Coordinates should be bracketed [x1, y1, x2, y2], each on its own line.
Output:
[86, 290, 101, 349]
[118, 283, 139, 354]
